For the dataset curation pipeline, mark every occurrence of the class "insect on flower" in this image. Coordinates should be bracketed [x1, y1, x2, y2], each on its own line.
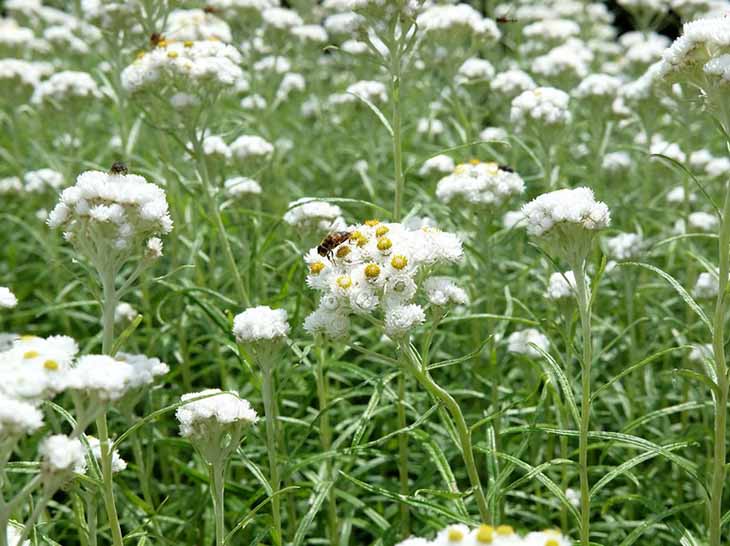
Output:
[203, 5, 220, 14]
[317, 231, 352, 259]
[109, 161, 128, 175]
[149, 33, 165, 47]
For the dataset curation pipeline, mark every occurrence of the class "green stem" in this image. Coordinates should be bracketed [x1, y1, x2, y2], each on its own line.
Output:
[315, 346, 338, 542]
[209, 463, 226, 546]
[390, 29, 404, 222]
[396, 372, 410, 536]
[709, 183, 730, 546]
[261, 365, 282, 546]
[400, 343, 489, 522]
[571, 260, 592, 546]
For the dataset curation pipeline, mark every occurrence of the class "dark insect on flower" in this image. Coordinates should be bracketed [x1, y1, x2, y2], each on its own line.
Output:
[317, 231, 352, 258]
[203, 5, 219, 13]
[499, 164, 515, 173]
[496, 17, 518, 24]
[149, 32, 165, 47]
[109, 161, 128, 175]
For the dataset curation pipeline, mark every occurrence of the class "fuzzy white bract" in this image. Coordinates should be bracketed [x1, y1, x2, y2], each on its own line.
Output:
[87, 436, 127, 473]
[48, 169, 172, 259]
[0, 287, 17, 309]
[233, 306, 290, 344]
[546, 271, 585, 301]
[39, 434, 87, 474]
[303, 220, 464, 339]
[522, 187, 611, 237]
[436, 161, 525, 207]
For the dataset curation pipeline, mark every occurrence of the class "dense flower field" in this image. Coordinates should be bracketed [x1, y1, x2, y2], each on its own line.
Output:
[3, 0, 730, 545]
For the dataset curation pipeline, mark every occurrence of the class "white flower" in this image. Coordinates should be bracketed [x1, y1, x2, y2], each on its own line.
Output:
[574, 73, 623, 99]
[666, 185, 696, 204]
[292, 24, 328, 44]
[114, 302, 138, 323]
[423, 277, 468, 307]
[479, 126, 508, 142]
[503, 210, 527, 229]
[0, 394, 43, 437]
[436, 161, 525, 207]
[66, 355, 136, 401]
[0, 58, 44, 88]
[419, 155, 455, 176]
[224, 177, 262, 197]
[566, 487, 581, 507]
[32, 70, 101, 106]
[201, 135, 232, 159]
[511, 87, 572, 128]
[6, 523, 30, 546]
[523, 530, 571, 546]
[688, 211, 719, 231]
[48, 169, 172, 257]
[240, 94, 267, 110]
[689, 149, 714, 169]
[605, 232, 644, 260]
[508, 329, 549, 358]
[233, 306, 290, 343]
[521, 187, 611, 237]
[303, 308, 350, 338]
[602, 152, 632, 172]
[491, 69, 536, 98]
[87, 436, 127, 473]
[385, 304, 426, 338]
[456, 58, 495, 83]
[705, 157, 730, 178]
[261, 7, 303, 29]
[284, 198, 343, 231]
[165, 9, 232, 42]
[116, 352, 169, 389]
[657, 16, 730, 80]
[689, 343, 713, 363]
[230, 135, 274, 160]
[416, 118, 445, 136]
[177, 388, 258, 439]
[523, 18, 581, 44]
[146, 237, 163, 259]
[693, 271, 719, 299]
[345, 80, 388, 103]
[546, 271, 585, 301]
[39, 434, 87, 474]
[0, 287, 17, 309]
[416, 4, 501, 41]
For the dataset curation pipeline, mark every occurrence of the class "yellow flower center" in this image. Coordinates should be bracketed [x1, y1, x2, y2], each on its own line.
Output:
[310, 262, 325, 275]
[364, 263, 381, 278]
[454, 163, 468, 174]
[23, 350, 39, 359]
[167, 51, 179, 59]
[377, 237, 392, 251]
[496, 525, 514, 536]
[476, 525, 494, 543]
[136, 51, 146, 60]
[336, 246, 351, 258]
[184, 40, 194, 47]
[469, 158, 481, 165]
[391, 255, 408, 270]
[485, 161, 499, 175]
[20, 335, 37, 341]
[447, 528, 464, 542]
[545, 541, 560, 546]
[157, 39, 168, 48]
[43, 360, 59, 371]
[375, 225, 389, 237]
[336, 276, 352, 289]
[364, 219, 380, 227]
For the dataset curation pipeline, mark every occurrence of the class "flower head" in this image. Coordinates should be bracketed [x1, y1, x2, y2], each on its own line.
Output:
[233, 306, 290, 345]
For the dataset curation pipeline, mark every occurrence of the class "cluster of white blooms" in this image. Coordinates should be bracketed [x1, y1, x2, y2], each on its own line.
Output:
[262, 7, 304, 29]
[657, 16, 730, 82]
[419, 155, 456, 176]
[176, 389, 258, 439]
[114, 302, 138, 324]
[574, 73, 623, 99]
[508, 328, 550, 358]
[689, 343, 713, 363]
[47, 169, 172, 256]
[533, 42, 591, 80]
[31, 70, 101, 106]
[693, 271, 719, 299]
[66, 354, 167, 401]
[303, 220, 465, 339]
[0, 58, 46, 88]
[39, 434, 87, 474]
[224, 176, 262, 197]
[435, 161, 525, 207]
[87, 436, 127, 473]
[284, 198, 345, 232]
[688, 211, 719, 231]
[233, 306, 290, 344]
[330, 80, 388, 105]
[511, 87, 572, 128]
[491, 69, 537, 98]
[423, 277, 468, 307]
[165, 9, 232, 42]
[456, 58, 495, 83]
[480, 127, 508, 142]
[605, 232, 644, 260]
[396, 524, 571, 546]
[523, 19, 581, 45]
[24, 168, 63, 193]
[230, 135, 274, 160]
[522, 187, 611, 238]
[121, 41, 243, 96]
[0, 394, 43, 437]
[0, 287, 17, 309]
[546, 271, 587, 301]
[602, 152, 632, 172]
[416, 4, 501, 41]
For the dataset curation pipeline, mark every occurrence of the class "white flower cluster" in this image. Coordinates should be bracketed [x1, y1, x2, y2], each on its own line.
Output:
[605, 232, 644, 260]
[510, 87, 572, 128]
[176, 389, 258, 441]
[121, 40, 243, 96]
[0, 335, 168, 405]
[456, 58, 495, 84]
[508, 328, 550, 358]
[303, 220, 465, 339]
[24, 168, 63, 193]
[0, 287, 17, 309]
[435, 161, 525, 207]
[396, 524, 571, 546]
[0, 394, 43, 437]
[230, 135, 275, 160]
[657, 16, 730, 81]
[31, 70, 101, 106]
[416, 4, 501, 42]
[574, 73, 623, 99]
[693, 271, 719, 299]
[546, 271, 587, 301]
[521, 187, 611, 237]
[419, 155, 456, 176]
[224, 176, 262, 197]
[87, 436, 127, 473]
[47, 169, 172, 256]
[491, 69, 536, 99]
[284, 198, 346, 232]
[39, 434, 87, 474]
[233, 306, 290, 344]
[164, 9, 232, 42]
[0, 58, 45, 88]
